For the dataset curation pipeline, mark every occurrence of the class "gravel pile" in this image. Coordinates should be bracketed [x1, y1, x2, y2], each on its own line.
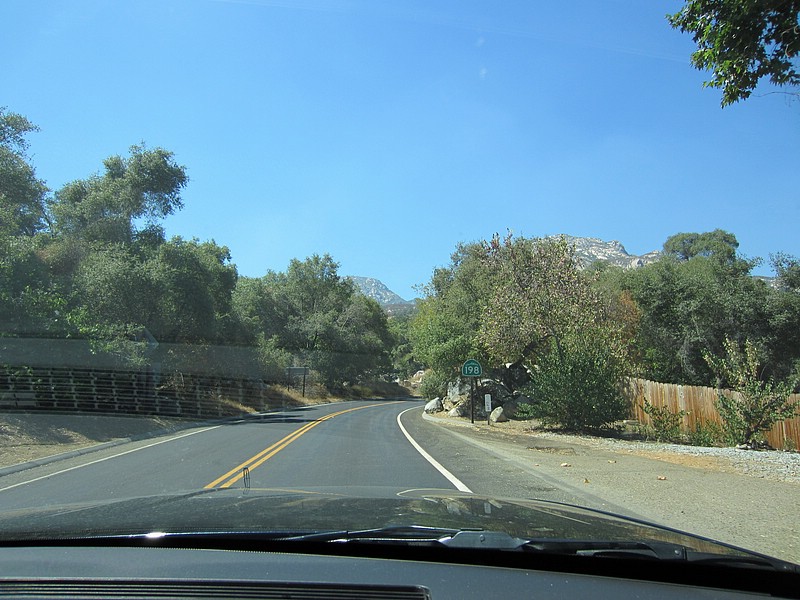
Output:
[533, 431, 800, 484]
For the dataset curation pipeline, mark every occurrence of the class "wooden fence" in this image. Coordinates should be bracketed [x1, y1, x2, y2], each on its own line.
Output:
[624, 377, 800, 450]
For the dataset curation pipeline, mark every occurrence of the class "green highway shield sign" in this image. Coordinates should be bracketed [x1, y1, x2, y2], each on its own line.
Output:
[461, 359, 482, 377]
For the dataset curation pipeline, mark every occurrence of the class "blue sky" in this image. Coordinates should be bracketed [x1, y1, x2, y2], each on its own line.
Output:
[4, 0, 798, 300]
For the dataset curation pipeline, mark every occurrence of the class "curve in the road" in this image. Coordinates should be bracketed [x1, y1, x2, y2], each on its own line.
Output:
[204, 403, 384, 489]
[397, 407, 472, 493]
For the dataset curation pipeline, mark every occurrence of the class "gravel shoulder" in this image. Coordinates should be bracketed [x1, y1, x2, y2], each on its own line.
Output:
[424, 411, 800, 565]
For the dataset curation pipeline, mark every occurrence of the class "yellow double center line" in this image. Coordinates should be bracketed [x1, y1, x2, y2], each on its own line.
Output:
[204, 403, 381, 489]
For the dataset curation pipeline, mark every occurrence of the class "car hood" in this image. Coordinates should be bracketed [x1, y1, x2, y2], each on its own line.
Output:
[0, 487, 764, 559]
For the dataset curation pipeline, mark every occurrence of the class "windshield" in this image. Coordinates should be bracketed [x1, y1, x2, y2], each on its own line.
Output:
[1, 0, 798, 570]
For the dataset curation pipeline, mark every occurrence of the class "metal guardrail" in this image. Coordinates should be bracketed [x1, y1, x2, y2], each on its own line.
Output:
[0, 366, 271, 419]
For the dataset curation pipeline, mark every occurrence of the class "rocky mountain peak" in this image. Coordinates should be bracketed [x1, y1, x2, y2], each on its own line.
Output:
[558, 235, 661, 269]
[347, 276, 408, 305]
[350, 236, 663, 313]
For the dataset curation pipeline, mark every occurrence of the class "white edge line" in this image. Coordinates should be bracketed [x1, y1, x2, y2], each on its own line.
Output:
[397, 407, 472, 494]
[0, 426, 223, 494]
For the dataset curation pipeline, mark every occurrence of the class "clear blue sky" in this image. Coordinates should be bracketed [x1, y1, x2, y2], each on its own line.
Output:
[4, 0, 798, 300]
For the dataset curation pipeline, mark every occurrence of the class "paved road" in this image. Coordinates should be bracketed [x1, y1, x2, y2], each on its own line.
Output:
[0, 399, 796, 563]
[0, 401, 427, 507]
[0, 399, 631, 518]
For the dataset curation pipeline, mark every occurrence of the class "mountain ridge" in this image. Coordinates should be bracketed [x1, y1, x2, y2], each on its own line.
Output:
[349, 236, 662, 308]
[347, 276, 409, 305]
[559, 235, 661, 269]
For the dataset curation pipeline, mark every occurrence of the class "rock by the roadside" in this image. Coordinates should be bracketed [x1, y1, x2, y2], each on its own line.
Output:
[477, 379, 513, 404]
[489, 406, 508, 424]
[448, 403, 469, 418]
[446, 379, 471, 405]
[424, 397, 443, 414]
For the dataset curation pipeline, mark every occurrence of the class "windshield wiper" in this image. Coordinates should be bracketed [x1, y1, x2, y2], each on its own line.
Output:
[279, 527, 682, 556]
[276, 528, 796, 571]
[34, 528, 795, 573]
[521, 539, 688, 560]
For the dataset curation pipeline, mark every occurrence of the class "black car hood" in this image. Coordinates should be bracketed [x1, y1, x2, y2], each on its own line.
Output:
[0, 486, 764, 560]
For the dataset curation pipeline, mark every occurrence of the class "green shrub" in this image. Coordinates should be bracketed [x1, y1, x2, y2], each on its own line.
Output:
[526, 336, 629, 431]
[419, 369, 450, 400]
[510, 401, 539, 421]
[641, 399, 687, 443]
[704, 337, 799, 448]
[686, 420, 724, 447]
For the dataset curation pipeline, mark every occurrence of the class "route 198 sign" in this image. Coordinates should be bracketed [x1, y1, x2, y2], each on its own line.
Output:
[461, 359, 482, 378]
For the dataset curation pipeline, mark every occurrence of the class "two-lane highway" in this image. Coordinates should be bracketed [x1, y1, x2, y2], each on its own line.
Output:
[0, 400, 467, 512]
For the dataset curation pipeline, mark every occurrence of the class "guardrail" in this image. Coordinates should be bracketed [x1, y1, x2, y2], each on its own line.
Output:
[0, 366, 271, 419]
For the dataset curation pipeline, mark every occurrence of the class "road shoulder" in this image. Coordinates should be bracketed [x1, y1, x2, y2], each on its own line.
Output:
[418, 409, 799, 564]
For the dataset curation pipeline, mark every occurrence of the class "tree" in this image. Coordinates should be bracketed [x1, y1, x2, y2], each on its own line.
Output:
[408, 242, 494, 383]
[387, 311, 421, 380]
[478, 234, 606, 365]
[662, 229, 740, 264]
[0, 109, 63, 335]
[668, 0, 800, 106]
[612, 231, 800, 386]
[771, 252, 800, 292]
[0, 108, 48, 237]
[68, 238, 239, 368]
[0, 235, 67, 337]
[616, 252, 772, 385]
[50, 144, 187, 244]
[68, 244, 159, 366]
[235, 254, 393, 386]
[479, 234, 631, 430]
[149, 237, 238, 345]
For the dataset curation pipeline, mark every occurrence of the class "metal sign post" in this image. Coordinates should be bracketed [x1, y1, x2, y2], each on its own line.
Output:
[285, 367, 310, 397]
[461, 359, 482, 425]
[470, 378, 475, 423]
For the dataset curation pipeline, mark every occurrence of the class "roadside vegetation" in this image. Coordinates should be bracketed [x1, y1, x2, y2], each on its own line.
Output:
[0, 108, 403, 402]
[409, 230, 800, 446]
[2, 107, 798, 442]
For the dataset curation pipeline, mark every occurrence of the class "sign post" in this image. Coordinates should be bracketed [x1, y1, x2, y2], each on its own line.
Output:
[461, 359, 482, 424]
[285, 366, 310, 397]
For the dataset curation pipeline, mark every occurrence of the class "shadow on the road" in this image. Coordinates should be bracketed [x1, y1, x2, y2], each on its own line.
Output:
[219, 398, 421, 426]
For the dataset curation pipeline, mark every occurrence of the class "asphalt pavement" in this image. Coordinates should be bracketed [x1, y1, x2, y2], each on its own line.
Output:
[0, 399, 795, 564]
[0, 399, 624, 513]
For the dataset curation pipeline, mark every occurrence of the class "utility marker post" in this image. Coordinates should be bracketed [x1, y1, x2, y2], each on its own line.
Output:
[461, 359, 482, 425]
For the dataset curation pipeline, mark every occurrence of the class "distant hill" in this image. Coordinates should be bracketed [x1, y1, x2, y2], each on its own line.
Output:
[348, 276, 417, 317]
[349, 235, 774, 316]
[558, 235, 661, 269]
[348, 276, 408, 305]
[348, 237, 660, 315]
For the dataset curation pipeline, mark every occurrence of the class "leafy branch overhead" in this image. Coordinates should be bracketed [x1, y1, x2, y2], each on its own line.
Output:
[668, 0, 800, 105]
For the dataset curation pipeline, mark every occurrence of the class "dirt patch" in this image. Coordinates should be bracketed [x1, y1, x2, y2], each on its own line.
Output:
[430, 411, 800, 484]
[0, 413, 188, 468]
[625, 450, 725, 471]
[424, 411, 800, 564]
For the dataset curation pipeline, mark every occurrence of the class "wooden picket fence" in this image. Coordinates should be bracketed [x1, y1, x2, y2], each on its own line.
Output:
[624, 377, 800, 450]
